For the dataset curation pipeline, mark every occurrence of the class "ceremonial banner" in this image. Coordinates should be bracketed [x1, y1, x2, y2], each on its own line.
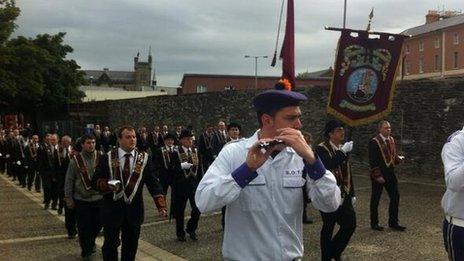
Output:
[327, 29, 407, 126]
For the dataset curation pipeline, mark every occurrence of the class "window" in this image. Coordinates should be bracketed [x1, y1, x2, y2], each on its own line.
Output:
[434, 55, 440, 71]
[434, 38, 440, 48]
[454, 52, 459, 69]
[405, 44, 410, 54]
[419, 41, 424, 52]
[196, 84, 207, 93]
[405, 61, 410, 75]
[419, 58, 424, 73]
[454, 33, 459, 45]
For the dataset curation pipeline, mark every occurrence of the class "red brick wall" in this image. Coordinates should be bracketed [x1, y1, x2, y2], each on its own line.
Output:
[180, 75, 330, 94]
[401, 23, 464, 78]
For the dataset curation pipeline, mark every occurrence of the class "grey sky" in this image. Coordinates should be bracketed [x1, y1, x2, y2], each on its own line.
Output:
[13, 0, 462, 86]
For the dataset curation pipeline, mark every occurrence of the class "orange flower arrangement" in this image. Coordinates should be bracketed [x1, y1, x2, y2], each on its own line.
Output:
[278, 78, 292, 91]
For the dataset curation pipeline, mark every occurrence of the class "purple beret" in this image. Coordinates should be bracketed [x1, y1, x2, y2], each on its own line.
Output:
[253, 89, 307, 113]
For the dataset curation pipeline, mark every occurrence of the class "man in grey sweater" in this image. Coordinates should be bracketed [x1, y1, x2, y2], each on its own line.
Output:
[64, 134, 102, 259]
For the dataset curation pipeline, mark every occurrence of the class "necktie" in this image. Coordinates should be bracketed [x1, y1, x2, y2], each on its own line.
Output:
[123, 153, 131, 182]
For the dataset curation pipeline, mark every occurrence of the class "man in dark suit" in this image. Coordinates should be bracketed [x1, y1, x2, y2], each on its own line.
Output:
[136, 126, 150, 152]
[153, 132, 178, 195]
[368, 120, 406, 232]
[0, 130, 6, 175]
[39, 133, 61, 210]
[101, 126, 114, 153]
[212, 121, 227, 158]
[25, 135, 41, 192]
[171, 129, 202, 242]
[148, 125, 162, 155]
[57, 135, 72, 215]
[10, 129, 27, 187]
[315, 120, 356, 261]
[92, 125, 167, 261]
[198, 124, 215, 172]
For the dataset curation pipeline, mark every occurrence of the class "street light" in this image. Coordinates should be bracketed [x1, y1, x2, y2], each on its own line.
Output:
[244, 55, 268, 89]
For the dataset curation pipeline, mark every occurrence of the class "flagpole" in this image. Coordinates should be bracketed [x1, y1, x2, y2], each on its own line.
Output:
[343, 0, 347, 28]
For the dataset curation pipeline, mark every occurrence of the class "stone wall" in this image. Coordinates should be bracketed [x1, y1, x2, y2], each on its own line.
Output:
[69, 78, 464, 180]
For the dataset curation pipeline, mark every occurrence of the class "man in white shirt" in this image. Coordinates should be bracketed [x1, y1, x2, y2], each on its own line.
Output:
[441, 127, 464, 260]
[195, 83, 341, 260]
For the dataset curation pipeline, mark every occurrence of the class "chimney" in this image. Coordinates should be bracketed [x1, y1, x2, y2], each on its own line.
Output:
[426, 10, 440, 24]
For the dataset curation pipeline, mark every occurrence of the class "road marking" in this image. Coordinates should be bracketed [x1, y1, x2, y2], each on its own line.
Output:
[0, 234, 68, 244]
[0, 174, 186, 260]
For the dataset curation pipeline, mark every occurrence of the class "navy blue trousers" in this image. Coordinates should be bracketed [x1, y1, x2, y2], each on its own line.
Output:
[443, 218, 464, 261]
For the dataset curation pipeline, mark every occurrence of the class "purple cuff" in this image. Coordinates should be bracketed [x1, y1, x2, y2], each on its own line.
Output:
[305, 157, 326, 181]
[231, 163, 258, 188]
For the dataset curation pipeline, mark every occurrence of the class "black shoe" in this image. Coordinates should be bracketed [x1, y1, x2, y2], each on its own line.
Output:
[389, 224, 406, 231]
[177, 236, 186, 242]
[27, 186, 32, 191]
[44, 204, 49, 210]
[68, 234, 77, 239]
[51, 205, 57, 210]
[57, 208, 63, 215]
[371, 224, 384, 231]
[186, 231, 198, 241]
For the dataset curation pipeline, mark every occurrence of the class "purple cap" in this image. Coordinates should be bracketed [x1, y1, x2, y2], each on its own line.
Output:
[253, 89, 307, 113]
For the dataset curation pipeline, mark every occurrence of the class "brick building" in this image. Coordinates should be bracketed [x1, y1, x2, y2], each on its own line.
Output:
[179, 68, 333, 94]
[399, 10, 464, 80]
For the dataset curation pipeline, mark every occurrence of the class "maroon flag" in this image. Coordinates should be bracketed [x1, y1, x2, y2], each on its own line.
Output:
[280, 0, 295, 88]
[327, 29, 407, 126]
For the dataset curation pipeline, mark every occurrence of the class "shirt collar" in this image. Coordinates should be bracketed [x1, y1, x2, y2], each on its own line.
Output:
[182, 146, 191, 152]
[118, 147, 135, 159]
[329, 140, 341, 150]
[379, 134, 388, 142]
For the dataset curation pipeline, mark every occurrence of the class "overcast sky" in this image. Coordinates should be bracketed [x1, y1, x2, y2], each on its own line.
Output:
[13, 0, 462, 86]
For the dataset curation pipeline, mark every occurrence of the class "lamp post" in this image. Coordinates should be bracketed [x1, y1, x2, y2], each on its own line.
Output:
[244, 55, 268, 89]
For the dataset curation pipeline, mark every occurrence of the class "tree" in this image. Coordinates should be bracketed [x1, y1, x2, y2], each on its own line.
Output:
[0, 1, 85, 125]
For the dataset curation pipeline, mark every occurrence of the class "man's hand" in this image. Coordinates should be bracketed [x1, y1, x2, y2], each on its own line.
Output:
[159, 209, 168, 218]
[275, 128, 316, 164]
[246, 138, 282, 172]
[341, 141, 354, 154]
[181, 162, 193, 170]
[65, 198, 75, 209]
[376, 177, 385, 184]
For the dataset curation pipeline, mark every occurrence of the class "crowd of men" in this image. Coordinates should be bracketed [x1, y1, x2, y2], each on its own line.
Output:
[0, 115, 410, 260]
[0, 120, 246, 260]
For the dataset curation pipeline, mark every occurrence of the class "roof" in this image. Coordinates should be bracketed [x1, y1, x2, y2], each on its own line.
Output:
[401, 13, 464, 37]
[82, 70, 135, 83]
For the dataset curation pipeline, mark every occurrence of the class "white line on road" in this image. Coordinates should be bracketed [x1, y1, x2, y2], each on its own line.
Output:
[0, 174, 186, 261]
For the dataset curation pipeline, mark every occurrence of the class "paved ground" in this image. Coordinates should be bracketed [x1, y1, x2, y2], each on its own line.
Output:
[0, 171, 448, 260]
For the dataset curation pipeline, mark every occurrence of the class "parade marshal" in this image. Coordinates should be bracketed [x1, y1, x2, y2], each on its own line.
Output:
[195, 82, 341, 260]
[92, 125, 167, 261]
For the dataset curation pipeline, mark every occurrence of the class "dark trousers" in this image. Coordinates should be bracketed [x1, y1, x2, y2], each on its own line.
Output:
[64, 203, 77, 236]
[14, 164, 26, 186]
[370, 173, 400, 226]
[102, 216, 140, 261]
[7, 162, 13, 177]
[75, 199, 101, 257]
[221, 206, 226, 230]
[172, 190, 201, 237]
[0, 158, 5, 173]
[320, 198, 356, 261]
[443, 219, 464, 261]
[41, 173, 58, 206]
[27, 169, 41, 191]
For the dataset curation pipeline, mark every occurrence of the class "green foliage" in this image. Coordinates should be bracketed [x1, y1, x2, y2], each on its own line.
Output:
[0, 2, 85, 118]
